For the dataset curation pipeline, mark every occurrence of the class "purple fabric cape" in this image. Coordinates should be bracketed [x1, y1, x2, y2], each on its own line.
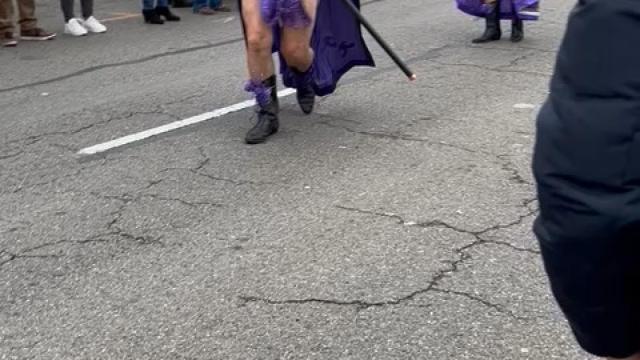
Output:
[239, 0, 375, 96]
[456, 0, 540, 21]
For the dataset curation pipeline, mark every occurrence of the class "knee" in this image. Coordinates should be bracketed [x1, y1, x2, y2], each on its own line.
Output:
[246, 31, 271, 54]
[281, 41, 310, 67]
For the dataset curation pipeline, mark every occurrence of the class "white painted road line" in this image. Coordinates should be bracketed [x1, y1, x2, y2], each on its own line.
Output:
[77, 88, 296, 156]
[513, 103, 536, 109]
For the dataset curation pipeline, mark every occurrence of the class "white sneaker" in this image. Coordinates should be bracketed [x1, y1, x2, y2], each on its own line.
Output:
[82, 16, 107, 33]
[64, 18, 88, 36]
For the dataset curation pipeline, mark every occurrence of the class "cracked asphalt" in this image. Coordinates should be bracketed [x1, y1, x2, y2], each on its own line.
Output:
[0, 0, 595, 358]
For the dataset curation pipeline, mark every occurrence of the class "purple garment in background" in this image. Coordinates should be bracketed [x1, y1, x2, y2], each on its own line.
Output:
[456, 0, 540, 21]
[239, 0, 375, 97]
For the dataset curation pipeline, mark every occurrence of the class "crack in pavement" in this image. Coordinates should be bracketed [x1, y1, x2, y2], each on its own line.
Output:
[0, 227, 163, 268]
[159, 148, 277, 187]
[190, 170, 276, 186]
[1, 108, 180, 159]
[140, 193, 224, 209]
[427, 59, 551, 78]
[316, 116, 486, 156]
[497, 154, 533, 186]
[0, 38, 245, 94]
[430, 287, 527, 320]
[2, 161, 105, 195]
[0, 248, 60, 267]
[0, 150, 23, 161]
[505, 53, 531, 68]
[316, 114, 536, 190]
[466, 44, 557, 54]
[239, 256, 525, 320]
[335, 205, 540, 254]
[239, 205, 539, 318]
[0, 179, 184, 268]
[522, 197, 538, 212]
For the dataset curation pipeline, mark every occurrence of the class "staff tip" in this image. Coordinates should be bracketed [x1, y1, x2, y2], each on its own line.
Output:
[409, 74, 417, 81]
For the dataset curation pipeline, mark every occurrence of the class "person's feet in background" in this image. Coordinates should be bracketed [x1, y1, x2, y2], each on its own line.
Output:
[64, 18, 87, 36]
[2, 31, 18, 46]
[82, 16, 107, 33]
[61, 0, 107, 36]
[192, 0, 230, 15]
[213, 0, 230, 12]
[0, 0, 55, 47]
[142, 0, 180, 24]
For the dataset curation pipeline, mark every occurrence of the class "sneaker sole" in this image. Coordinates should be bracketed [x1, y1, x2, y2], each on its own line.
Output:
[3, 41, 18, 47]
[20, 34, 56, 41]
[245, 128, 278, 144]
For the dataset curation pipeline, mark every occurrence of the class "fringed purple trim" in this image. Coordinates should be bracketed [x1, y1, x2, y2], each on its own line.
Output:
[244, 80, 271, 108]
[261, 0, 311, 28]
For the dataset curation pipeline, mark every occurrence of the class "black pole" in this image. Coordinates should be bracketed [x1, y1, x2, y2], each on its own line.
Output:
[339, 0, 416, 81]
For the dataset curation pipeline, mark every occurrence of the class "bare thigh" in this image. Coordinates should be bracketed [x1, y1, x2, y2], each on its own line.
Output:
[280, 0, 317, 48]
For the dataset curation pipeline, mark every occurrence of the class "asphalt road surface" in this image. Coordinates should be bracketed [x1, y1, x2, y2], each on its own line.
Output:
[1, 0, 594, 359]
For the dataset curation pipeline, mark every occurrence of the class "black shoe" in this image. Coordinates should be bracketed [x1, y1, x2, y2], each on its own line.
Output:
[142, 9, 164, 24]
[293, 67, 315, 115]
[170, 0, 192, 8]
[155, 6, 181, 21]
[511, 19, 524, 42]
[245, 76, 279, 145]
[472, 2, 501, 43]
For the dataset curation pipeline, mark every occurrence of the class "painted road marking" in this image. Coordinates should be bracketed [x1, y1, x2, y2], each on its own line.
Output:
[77, 88, 296, 156]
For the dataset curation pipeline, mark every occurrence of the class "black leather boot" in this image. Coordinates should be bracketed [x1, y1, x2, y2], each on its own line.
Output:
[472, 1, 501, 43]
[245, 76, 279, 145]
[511, 18, 524, 42]
[155, 6, 181, 21]
[142, 9, 164, 24]
[170, 0, 192, 8]
[293, 66, 315, 115]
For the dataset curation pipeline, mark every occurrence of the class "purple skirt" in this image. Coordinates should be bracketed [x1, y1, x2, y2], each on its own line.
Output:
[238, 0, 375, 97]
[456, 0, 540, 20]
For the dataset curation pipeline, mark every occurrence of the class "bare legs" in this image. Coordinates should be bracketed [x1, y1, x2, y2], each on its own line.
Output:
[241, 0, 318, 143]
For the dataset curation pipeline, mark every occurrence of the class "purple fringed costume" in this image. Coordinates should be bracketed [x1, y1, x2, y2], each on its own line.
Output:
[456, 0, 540, 21]
[239, 0, 375, 97]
